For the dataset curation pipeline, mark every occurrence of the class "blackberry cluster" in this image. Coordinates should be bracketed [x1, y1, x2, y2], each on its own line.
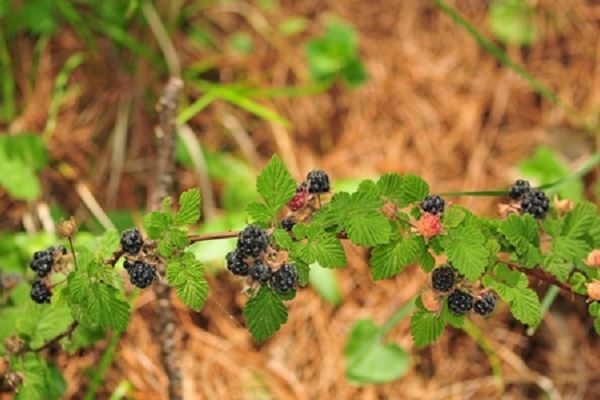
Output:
[237, 224, 269, 257]
[521, 189, 550, 219]
[306, 170, 330, 194]
[281, 217, 296, 232]
[226, 250, 249, 276]
[508, 179, 531, 200]
[249, 261, 272, 282]
[473, 292, 496, 316]
[431, 265, 455, 292]
[29, 246, 66, 278]
[269, 264, 298, 294]
[30, 280, 52, 304]
[447, 289, 473, 315]
[120, 228, 144, 255]
[127, 261, 155, 288]
[420, 195, 445, 215]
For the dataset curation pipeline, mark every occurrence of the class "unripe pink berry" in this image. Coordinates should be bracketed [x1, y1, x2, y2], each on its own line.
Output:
[585, 249, 600, 268]
[417, 213, 442, 239]
[586, 280, 600, 301]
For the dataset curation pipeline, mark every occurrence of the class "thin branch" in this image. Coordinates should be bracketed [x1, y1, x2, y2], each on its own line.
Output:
[15, 322, 78, 356]
[502, 261, 584, 298]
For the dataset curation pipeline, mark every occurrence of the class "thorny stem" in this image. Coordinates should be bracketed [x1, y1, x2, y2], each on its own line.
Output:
[68, 236, 78, 270]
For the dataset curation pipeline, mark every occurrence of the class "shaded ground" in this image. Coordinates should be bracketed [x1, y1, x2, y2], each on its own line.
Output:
[2, 0, 600, 399]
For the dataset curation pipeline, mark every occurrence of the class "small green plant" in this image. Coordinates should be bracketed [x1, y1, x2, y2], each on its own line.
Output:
[2, 153, 600, 397]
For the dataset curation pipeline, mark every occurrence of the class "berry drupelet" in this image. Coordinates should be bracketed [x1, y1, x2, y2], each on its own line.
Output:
[30, 280, 52, 304]
[226, 251, 249, 276]
[120, 228, 144, 255]
[306, 170, 330, 194]
[281, 217, 296, 232]
[420, 195, 445, 215]
[269, 264, 298, 294]
[237, 224, 269, 257]
[431, 265, 455, 292]
[508, 179, 531, 200]
[473, 292, 496, 316]
[128, 261, 156, 288]
[249, 260, 272, 282]
[447, 289, 473, 315]
[521, 189, 550, 219]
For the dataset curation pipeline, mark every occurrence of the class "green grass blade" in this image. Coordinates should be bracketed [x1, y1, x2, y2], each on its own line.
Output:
[0, 29, 15, 122]
[177, 91, 218, 125]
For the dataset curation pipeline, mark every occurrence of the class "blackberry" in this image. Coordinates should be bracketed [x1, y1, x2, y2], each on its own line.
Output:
[128, 261, 155, 288]
[120, 228, 144, 255]
[287, 189, 307, 211]
[521, 189, 550, 219]
[281, 217, 296, 232]
[226, 250, 249, 276]
[30, 280, 52, 304]
[249, 260, 272, 282]
[237, 224, 269, 257]
[420, 195, 445, 215]
[447, 289, 473, 315]
[431, 265, 455, 292]
[473, 292, 496, 316]
[29, 249, 54, 278]
[123, 259, 135, 270]
[269, 264, 298, 294]
[508, 179, 531, 200]
[306, 170, 330, 193]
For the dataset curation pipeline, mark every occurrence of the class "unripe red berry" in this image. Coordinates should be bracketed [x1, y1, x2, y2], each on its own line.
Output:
[417, 213, 442, 239]
[585, 250, 600, 268]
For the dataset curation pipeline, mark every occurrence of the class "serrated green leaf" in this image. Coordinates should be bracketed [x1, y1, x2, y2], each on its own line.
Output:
[419, 250, 436, 272]
[174, 189, 201, 226]
[440, 225, 488, 280]
[14, 354, 65, 400]
[272, 228, 294, 250]
[167, 253, 209, 311]
[292, 224, 347, 268]
[376, 173, 403, 202]
[345, 319, 409, 384]
[17, 301, 74, 350]
[370, 235, 425, 280]
[346, 210, 391, 247]
[442, 206, 466, 228]
[562, 202, 596, 239]
[256, 155, 296, 218]
[498, 214, 542, 267]
[143, 211, 174, 239]
[399, 175, 429, 206]
[410, 309, 445, 347]
[506, 287, 541, 326]
[244, 285, 288, 342]
[246, 202, 272, 225]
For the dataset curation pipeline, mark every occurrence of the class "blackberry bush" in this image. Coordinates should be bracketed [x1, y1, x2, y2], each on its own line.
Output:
[269, 264, 298, 294]
[30, 280, 52, 304]
[447, 289, 473, 315]
[128, 261, 156, 288]
[237, 224, 269, 257]
[120, 228, 144, 255]
[420, 194, 445, 215]
[431, 265, 455, 292]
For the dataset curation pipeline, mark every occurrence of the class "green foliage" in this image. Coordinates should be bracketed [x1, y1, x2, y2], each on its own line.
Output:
[489, 0, 537, 46]
[291, 224, 347, 269]
[243, 286, 288, 342]
[13, 354, 66, 400]
[0, 134, 47, 200]
[498, 214, 542, 267]
[305, 19, 367, 87]
[440, 224, 488, 280]
[308, 262, 343, 306]
[370, 234, 425, 280]
[410, 309, 446, 347]
[167, 252, 209, 311]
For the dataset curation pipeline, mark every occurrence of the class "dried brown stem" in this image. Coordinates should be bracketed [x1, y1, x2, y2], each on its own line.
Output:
[151, 77, 183, 400]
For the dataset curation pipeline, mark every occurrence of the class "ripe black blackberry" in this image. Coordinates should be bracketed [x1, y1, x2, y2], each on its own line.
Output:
[29, 248, 54, 278]
[128, 261, 156, 288]
[237, 224, 269, 257]
[508, 179, 531, 200]
[123, 259, 135, 271]
[420, 195, 445, 215]
[269, 264, 298, 294]
[120, 228, 144, 255]
[30, 280, 52, 304]
[306, 170, 330, 193]
[431, 265, 455, 292]
[281, 217, 296, 232]
[447, 289, 473, 315]
[521, 189, 550, 219]
[473, 292, 496, 316]
[249, 260, 272, 282]
[226, 250, 249, 276]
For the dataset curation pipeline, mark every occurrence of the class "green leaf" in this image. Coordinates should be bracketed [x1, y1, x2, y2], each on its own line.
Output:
[0, 134, 47, 200]
[292, 224, 347, 268]
[167, 253, 209, 311]
[246, 202, 272, 225]
[376, 173, 404, 202]
[308, 262, 343, 306]
[174, 189, 201, 226]
[16, 301, 74, 350]
[410, 309, 445, 347]
[370, 235, 425, 280]
[440, 225, 488, 280]
[244, 285, 288, 342]
[562, 202, 596, 239]
[489, 0, 537, 46]
[344, 319, 409, 384]
[143, 211, 174, 239]
[346, 210, 391, 247]
[399, 175, 429, 206]
[255, 155, 296, 219]
[442, 206, 466, 228]
[498, 214, 542, 267]
[14, 354, 65, 400]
